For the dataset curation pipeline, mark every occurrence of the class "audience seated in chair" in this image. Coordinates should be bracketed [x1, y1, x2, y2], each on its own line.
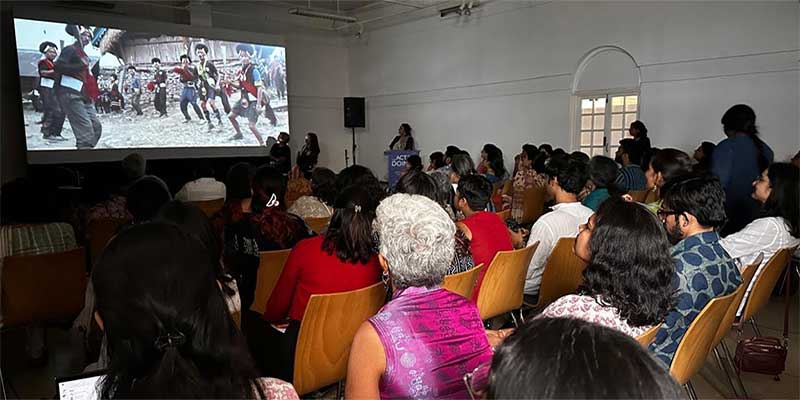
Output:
[484, 317, 682, 399]
[335, 164, 386, 205]
[91, 223, 297, 399]
[211, 162, 255, 238]
[538, 198, 675, 337]
[175, 164, 226, 202]
[455, 175, 513, 301]
[247, 186, 382, 381]
[0, 178, 77, 364]
[521, 156, 593, 299]
[506, 147, 547, 222]
[287, 167, 336, 219]
[396, 170, 474, 275]
[650, 175, 742, 366]
[346, 194, 494, 399]
[223, 166, 311, 314]
[643, 148, 693, 212]
[125, 175, 172, 225]
[720, 162, 799, 316]
[615, 138, 648, 191]
[581, 155, 621, 211]
[81, 166, 132, 227]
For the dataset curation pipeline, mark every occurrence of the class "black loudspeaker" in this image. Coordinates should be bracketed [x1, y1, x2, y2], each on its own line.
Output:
[344, 97, 365, 128]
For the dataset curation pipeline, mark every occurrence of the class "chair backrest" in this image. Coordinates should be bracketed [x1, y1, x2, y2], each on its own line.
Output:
[293, 282, 386, 395]
[87, 218, 129, 266]
[1, 247, 88, 327]
[441, 264, 484, 299]
[636, 325, 660, 347]
[476, 244, 538, 320]
[712, 253, 762, 346]
[495, 210, 511, 221]
[520, 186, 546, 224]
[304, 217, 331, 234]
[670, 290, 738, 384]
[739, 246, 798, 323]
[533, 237, 587, 309]
[628, 190, 649, 203]
[187, 198, 225, 217]
[249, 249, 292, 315]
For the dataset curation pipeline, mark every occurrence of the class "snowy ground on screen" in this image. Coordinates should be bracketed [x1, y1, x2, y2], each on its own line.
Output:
[23, 97, 288, 151]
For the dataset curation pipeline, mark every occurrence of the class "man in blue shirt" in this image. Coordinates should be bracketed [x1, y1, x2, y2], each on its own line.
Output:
[650, 175, 741, 366]
[126, 66, 143, 116]
[615, 138, 647, 191]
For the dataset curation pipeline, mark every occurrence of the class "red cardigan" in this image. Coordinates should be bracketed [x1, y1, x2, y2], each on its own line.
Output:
[263, 235, 382, 322]
[461, 211, 513, 301]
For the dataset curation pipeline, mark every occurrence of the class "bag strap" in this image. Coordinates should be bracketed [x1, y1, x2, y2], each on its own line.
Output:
[782, 260, 792, 346]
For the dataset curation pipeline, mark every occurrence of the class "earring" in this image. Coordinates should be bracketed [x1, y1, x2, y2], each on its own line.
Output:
[381, 270, 390, 287]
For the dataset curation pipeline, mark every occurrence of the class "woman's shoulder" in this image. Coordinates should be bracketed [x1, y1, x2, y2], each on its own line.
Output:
[254, 377, 299, 400]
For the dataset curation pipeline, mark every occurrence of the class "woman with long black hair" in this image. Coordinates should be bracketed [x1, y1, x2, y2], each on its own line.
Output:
[92, 223, 298, 399]
[712, 104, 774, 234]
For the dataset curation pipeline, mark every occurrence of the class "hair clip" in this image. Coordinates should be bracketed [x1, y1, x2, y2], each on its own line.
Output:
[354, 205, 362, 213]
[265, 193, 280, 208]
[154, 331, 186, 351]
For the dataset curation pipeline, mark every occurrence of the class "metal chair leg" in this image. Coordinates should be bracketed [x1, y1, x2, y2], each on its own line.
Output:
[518, 308, 525, 324]
[685, 381, 698, 400]
[721, 340, 749, 399]
[713, 346, 740, 398]
[1, 366, 7, 400]
[509, 311, 519, 328]
[336, 380, 344, 400]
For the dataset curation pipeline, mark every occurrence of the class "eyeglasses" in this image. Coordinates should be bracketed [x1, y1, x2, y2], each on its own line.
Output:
[463, 362, 491, 400]
[656, 207, 679, 219]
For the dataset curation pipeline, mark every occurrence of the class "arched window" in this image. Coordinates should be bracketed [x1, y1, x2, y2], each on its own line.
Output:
[572, 46, 640, 157]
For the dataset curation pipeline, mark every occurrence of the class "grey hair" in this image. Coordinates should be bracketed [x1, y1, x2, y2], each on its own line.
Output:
[374, 194, 456, 289]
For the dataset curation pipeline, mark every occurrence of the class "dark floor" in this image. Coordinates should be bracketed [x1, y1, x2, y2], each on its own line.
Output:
[2, 294, 798, 399]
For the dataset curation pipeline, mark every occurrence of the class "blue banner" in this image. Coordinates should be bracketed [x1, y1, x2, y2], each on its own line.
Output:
[387, 150, 419, 188]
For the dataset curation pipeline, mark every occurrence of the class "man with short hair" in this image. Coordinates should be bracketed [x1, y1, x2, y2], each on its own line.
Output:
[55, 24, 102, 149]
[173, 54, 205, 124]
[150, 57, 168, 117]
[455, 175, 513, 301]
[649, 175, 741, 366]
[195, 43, 223, 128]
[523, 157, 594, 297]
[126, 66, 143, 116]
[228, 43, 265, 145]
[37, 41, 67, 140]
[615, 138, 647, 191]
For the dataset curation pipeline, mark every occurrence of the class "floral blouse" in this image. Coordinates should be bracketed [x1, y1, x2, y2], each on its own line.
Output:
[287, 196, 332, 219]
[538, 294, 650, 338]
[511, 169, 547, 222]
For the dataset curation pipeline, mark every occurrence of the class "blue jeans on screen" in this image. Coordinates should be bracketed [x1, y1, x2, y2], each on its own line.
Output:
[179, 86, 203, 121]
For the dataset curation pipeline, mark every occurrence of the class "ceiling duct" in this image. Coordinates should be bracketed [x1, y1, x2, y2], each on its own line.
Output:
[288, 8, 357, 23]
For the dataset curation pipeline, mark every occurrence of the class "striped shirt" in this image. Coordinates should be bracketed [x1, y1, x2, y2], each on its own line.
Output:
[616, 164, 647, 191]
[0, 223, 77, 323]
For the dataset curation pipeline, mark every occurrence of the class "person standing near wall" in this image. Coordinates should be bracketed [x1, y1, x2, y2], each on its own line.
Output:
[629, 120, 651, 154]
[37, 41, 66, 141]
[55, 24, 102, 149]
[712, 104, 774, 235]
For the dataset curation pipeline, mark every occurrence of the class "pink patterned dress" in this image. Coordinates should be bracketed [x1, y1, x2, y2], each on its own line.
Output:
[538, 294, 650, 337]
[369, 286, 492, 399]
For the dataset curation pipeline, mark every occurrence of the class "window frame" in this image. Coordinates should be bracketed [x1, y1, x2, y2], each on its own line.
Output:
[572, 90, 640, 157]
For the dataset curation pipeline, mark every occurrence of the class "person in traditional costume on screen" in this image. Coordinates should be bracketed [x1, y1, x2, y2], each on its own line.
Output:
[55, 24, 102, 149]
[109, 73, 124, 113]
[150, 57, 168, 117]
[194, 43, 223, 129]
[173, 54, 205, 124]
[127, 66, 143, 116]
[228, 43, 266, 145]
[37, 41, 67, 141]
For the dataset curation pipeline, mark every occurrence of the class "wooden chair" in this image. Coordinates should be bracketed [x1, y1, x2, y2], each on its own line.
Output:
[441, 264, 483, 299]
[1, 247, 87, 327]
[636, 325, 660, 347]
[476, 244, 538, 323]
[670, 290, 738, 400]
[526, 237, 587, 310]
[711, 253, 762, 398]
[304, 216, 331, 234]
[187, 198, 225, 217]
[519, 186, 546, 225]
[628, 189, 649, 203]
[495, 209, 511, 221]
[293, 282, 386, 396]
[737, 246, 799, 330]
[86, 218, 129, 267]
[249, 249, 292, 315]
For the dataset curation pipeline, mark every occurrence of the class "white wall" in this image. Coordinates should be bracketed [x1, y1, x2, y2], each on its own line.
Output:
[347, 1, 799, 176]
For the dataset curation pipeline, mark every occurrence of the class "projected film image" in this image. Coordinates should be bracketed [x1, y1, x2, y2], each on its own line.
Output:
[15, 18, 288, 151]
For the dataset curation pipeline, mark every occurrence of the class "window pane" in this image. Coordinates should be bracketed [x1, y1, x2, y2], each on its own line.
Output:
[581, 132, 591, 146]
[611, 130, 623, 144]
[581, 116, 592, 130]
[625, 96, 638, 112]
[580, 146, 593, 155]
[609, 146, 619, 156]
[581, 99, 593, 115]
[611, 96, 625, 113]
[593, 115, 605, 130]
[593, 132, 604, 146]
[611, 114, 623, 129]
[625, 113, 636, 127]
[594, 97, 606, 114]
[592, 147, 604, 157]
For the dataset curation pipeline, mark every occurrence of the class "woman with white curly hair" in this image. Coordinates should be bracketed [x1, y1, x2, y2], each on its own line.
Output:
[346, 194, 494, 399]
